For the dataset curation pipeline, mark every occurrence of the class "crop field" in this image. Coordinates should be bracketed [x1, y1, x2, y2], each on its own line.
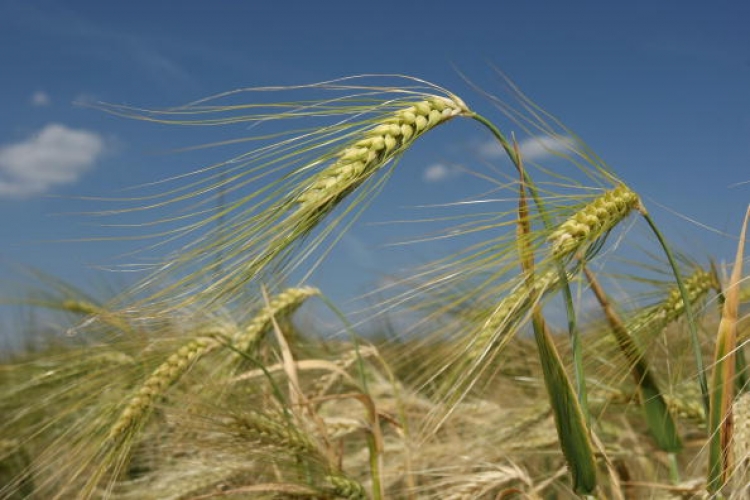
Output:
[1, 76, 749, 499]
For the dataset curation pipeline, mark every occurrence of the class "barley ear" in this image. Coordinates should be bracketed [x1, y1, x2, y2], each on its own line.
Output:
[233, 286, 320, 353]
[108, 337, 217, 440]
[548, 184, 640, 259]
[294, 96, 468, 216]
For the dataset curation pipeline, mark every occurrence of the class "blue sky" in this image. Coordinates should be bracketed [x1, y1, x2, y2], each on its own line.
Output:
[1, 1, 749, 338]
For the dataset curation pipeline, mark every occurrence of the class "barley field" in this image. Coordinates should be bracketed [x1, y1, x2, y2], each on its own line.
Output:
[1, 76, 749, 499]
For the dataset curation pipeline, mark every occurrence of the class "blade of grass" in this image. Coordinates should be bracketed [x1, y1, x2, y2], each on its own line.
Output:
[515, 144, 597, 494]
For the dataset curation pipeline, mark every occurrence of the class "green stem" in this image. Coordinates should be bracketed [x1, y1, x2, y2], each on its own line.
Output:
[641, 211, 709, 414]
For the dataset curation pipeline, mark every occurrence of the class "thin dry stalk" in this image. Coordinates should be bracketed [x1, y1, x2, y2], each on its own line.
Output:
[707, 206, 750, 492]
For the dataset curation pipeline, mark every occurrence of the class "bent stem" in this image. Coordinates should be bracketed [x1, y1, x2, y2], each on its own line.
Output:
[639, 209, 709, 415]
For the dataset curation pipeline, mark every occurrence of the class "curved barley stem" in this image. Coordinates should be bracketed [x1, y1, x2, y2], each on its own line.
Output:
[641, 212, 711, 415]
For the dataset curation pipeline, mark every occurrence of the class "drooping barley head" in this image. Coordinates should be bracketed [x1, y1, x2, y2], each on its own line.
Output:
[548, 184, 640, 258]
[294, 96, 468, 218]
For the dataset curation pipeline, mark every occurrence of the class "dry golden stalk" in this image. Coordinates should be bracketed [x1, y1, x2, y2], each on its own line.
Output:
[708, 207, 749, 493]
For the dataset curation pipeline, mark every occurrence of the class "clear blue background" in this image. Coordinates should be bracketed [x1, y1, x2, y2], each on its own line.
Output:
[1, 1, 749, 342]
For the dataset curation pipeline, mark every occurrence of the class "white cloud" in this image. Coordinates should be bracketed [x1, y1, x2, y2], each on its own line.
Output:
[422, 163, 462, 183]
[479, 135, 576, 161]
[0, 124, 106, 198]
[30, 91, 51, 107]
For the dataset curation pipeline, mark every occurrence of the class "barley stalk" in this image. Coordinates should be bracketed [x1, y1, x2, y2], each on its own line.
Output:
[515, 159, 597, 494]
[548, 184, 640, 258]
[229, 410, 318, 455]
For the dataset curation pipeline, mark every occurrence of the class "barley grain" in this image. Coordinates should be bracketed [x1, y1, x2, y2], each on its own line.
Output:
[629, 268, 718, 336]
[295, 96, 468, 215]
[325, 474, 368, 500]
[548, 184, 640, 258]
[108, 337, 216, 439]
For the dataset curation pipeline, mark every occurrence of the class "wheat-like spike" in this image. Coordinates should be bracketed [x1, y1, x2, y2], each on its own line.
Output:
[230, 410, 318, 455]
[548, 184, 640, 258]
[233, 286, 320, 353]
[60, 299, 132, 332]
[325, 474, 368, 500]
[469, 269, 559, 360]
[294, 96, 468, 214]
[657, 268, 719, 325]
[629, 268, 718, 335]
[108, 337, 216, 439]
[60, 299, 103, 316]
[664, 387, 707, 426]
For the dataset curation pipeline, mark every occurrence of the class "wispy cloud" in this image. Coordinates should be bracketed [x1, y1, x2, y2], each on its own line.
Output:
[479, 135, 576, 162]
[0, 124, 106, 198]
[30, 90, 51, 107]
[422, 163, 462, 183]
